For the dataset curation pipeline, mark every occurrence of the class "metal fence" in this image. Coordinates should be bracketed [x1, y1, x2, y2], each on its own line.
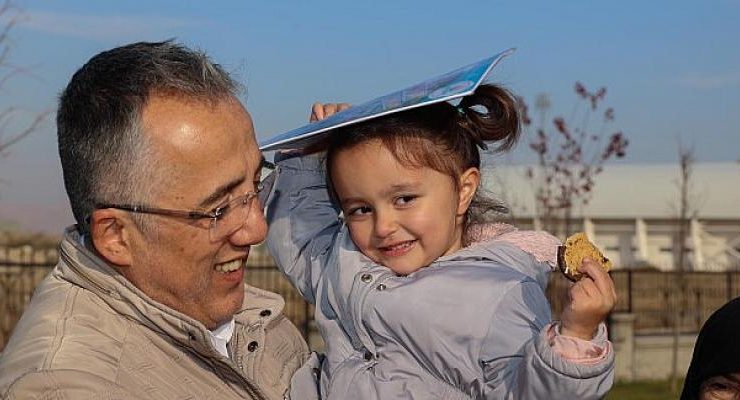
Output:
[3, 243, 740, 350]
[0, 246, 59, 350]
[548, 269, 740, 334]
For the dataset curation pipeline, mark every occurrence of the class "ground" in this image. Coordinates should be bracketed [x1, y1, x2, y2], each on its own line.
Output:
[606, 380, 683, 400]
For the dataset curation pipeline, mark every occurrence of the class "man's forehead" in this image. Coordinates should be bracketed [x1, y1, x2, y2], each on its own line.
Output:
[247, 148, 263, 172]
[141, 95, 254, 151]
[139, 94, 259, 205]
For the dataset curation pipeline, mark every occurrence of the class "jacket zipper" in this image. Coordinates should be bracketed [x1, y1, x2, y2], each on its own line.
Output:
[203, 345, 266, 400]
[354, 270, 393, 354]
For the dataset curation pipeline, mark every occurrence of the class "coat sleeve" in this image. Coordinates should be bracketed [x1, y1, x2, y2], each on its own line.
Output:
[264, 153, 341, 304]
[4, 369, 145, 400]
[479, 281, 615, 399]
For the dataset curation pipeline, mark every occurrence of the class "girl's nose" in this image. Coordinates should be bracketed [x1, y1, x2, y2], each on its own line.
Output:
[373, 211, 398, 238]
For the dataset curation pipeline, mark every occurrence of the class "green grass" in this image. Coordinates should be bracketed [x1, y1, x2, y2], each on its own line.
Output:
[606, 380, 683, 400]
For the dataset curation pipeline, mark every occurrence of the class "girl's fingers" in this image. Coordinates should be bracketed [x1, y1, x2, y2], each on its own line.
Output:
[310, 102, 351, 122]
[324, 103, 338, 117]
[579, 258, 614, 297]
[337, 102, 351, 113]
[570, 262, 616, 305]
[576, 276, 600, 298]
[310, 102, 324, 122]
[569, 281, 591, 303]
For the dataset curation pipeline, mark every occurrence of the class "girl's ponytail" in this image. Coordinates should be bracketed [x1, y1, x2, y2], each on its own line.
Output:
[453, 84, 520, 154]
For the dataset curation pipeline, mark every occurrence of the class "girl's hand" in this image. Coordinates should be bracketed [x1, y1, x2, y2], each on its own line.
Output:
[310, 102, 350, 122]
[559, 258, 617, 340]
[281, 103, 352, 156]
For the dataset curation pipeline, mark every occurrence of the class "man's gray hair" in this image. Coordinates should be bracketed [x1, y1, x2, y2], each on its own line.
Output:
[57, 40, 241, 235]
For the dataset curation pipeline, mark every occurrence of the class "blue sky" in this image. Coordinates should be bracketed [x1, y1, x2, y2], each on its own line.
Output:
[0, 0, 739, 233]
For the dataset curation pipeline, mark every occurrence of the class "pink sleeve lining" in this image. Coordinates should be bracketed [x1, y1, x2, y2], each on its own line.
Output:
[546, 322, 611, 365]
[466, 223, 560, 268]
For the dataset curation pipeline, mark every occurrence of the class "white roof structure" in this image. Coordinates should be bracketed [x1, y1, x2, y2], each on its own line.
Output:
[484, 162, 740, 220]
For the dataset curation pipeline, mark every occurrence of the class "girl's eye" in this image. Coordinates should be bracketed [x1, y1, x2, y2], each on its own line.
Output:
[348, 206, 372, 216]
[395, 195, 417, 206]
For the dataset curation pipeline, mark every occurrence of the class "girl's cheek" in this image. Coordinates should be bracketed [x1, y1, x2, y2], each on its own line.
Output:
[348, 224, 370, 247]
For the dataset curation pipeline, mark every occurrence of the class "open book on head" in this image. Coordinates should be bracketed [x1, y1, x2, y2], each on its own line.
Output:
[259, 48, 515, 152]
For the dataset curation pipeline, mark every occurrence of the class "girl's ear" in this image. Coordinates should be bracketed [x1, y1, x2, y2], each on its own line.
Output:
[90, 209, 134, 267]
[457, 167, 480, 216]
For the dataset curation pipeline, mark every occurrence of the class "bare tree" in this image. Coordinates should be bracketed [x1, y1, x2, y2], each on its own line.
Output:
[670, 144, 697, 393]
[519, 83, 628, 236]
[0, 1, 50, 157]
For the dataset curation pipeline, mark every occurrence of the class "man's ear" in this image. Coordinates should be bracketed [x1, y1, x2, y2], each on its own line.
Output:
[90, 209, 133, 267]
[457, 167, 480, 216]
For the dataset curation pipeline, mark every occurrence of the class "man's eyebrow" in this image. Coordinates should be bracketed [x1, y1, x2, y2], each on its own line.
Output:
[200, 155, 269, 208]
[198, 176, 246, 209]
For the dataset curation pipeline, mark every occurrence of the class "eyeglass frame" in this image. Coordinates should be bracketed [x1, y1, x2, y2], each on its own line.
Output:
[94, 183, 262, 222]
[90, 159, 276, 240]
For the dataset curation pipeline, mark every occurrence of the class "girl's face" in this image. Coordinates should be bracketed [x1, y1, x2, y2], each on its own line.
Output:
[330, 139, 479, 275]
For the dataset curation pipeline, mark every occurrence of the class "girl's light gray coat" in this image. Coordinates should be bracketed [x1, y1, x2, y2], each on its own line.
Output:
[267, 155, 614, 400]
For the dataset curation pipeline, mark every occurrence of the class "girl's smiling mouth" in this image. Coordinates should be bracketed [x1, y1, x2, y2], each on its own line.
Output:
[378, 240, 417, 257]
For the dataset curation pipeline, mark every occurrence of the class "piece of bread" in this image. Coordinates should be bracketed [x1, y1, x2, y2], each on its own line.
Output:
[557, 232, 612, 281]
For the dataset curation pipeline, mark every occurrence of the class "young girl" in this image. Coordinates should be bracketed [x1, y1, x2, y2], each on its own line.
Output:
[266, 84, 616, 399]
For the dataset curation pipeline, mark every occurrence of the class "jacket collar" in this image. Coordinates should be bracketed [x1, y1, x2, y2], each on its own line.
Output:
[438, 222, 557, 291]
[57, 226, 286, 357]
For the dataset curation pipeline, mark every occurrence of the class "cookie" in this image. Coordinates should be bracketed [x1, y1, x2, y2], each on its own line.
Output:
[557, 232, 612, 281]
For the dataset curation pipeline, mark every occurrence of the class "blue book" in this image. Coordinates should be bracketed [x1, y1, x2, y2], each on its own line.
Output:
[259, 48, 515, 151]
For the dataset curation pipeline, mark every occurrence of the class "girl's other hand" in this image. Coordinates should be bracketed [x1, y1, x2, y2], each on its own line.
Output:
[559, 258, 617, 340]
[289, 103, 350, 156]
[310, 102, 351, 122]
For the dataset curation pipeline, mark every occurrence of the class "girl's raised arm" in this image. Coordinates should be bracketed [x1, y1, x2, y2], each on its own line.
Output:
[264, 103, 350, 303]
[264, 152, 339, 303]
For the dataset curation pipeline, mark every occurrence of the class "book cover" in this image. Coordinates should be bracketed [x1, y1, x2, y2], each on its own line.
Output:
[259, 48, 515, 151]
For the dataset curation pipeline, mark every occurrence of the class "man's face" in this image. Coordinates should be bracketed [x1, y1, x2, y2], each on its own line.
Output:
[123, 95, 266, 329]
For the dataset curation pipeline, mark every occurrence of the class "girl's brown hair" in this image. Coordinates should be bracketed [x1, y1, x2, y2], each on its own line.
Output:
[325, 84, 521, 229]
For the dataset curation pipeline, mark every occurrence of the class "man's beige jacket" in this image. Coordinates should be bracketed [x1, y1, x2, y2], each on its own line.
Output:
[0, 228, 310, 399]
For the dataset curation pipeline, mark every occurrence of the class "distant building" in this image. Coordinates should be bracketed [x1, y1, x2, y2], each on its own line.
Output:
[484, 162, 740, 271]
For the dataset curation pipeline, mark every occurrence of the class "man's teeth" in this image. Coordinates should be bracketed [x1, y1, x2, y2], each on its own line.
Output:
[215, 259, 243, 273]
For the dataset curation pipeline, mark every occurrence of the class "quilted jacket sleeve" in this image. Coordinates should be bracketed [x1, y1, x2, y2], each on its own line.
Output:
[264, 153, 341, 304]
[479, 281, 614, 399]
[4, 369, 144, 400]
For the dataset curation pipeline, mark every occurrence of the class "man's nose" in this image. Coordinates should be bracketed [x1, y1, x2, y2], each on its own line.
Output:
[229, 201, 268, 246]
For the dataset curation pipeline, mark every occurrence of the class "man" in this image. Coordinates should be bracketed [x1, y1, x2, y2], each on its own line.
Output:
[0, 41, 311, 399]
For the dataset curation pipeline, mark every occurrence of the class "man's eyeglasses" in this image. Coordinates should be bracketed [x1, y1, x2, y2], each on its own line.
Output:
[95, 181, 267, 242]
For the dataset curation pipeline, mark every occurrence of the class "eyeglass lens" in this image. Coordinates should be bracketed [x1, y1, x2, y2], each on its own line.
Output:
[208, 192, 263, 241]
